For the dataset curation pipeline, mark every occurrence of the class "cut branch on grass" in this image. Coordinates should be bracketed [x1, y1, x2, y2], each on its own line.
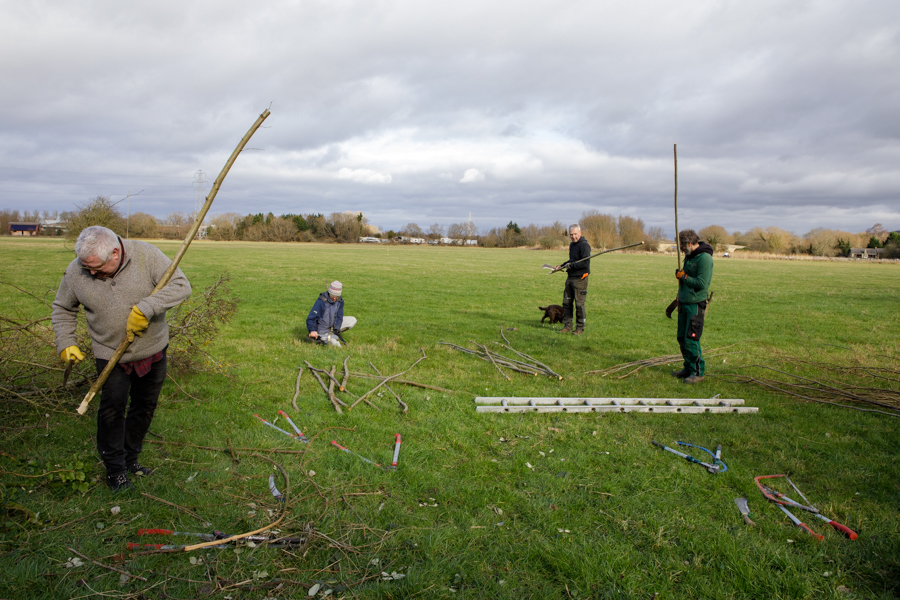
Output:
[369, 362, 407, 413]
[350, 349, 427, 410]
[473, 341, 510, 381]
[348, 372, 454, 394]
[140, 492, 211, 526]
[305, 360, 345, 413]
[292, 367, 303, 411]
[67, 546, 147, 582]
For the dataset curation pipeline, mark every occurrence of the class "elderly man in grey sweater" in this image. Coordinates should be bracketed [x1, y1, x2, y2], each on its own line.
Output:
[52, 226, 191, 492]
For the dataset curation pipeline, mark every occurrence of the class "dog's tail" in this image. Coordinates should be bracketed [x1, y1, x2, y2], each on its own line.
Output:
[538, 306, 548, 311]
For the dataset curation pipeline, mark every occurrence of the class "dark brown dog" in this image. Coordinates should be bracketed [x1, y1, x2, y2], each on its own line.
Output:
[539, 305, 564, 324]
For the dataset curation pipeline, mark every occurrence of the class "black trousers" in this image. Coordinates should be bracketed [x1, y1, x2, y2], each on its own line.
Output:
[95, 352, 166, 477]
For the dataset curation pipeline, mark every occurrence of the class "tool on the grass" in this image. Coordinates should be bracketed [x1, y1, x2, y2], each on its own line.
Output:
[62, 357, 75, 387]
[543, 241, 645, 273]
[675, 441, 728, 473]
[651, 440, 724, 474]
[331, 440, 384, 470]
[775, 503, 823, 540]
[389, 433, 402, 470]
[756, 476, 857, 539]
[754, 474, 818, 513]
[254, 413, 308, 444]
[277, 410, 309, 442]
[269, 474, 284, 501]
[734, 497, 756, 526]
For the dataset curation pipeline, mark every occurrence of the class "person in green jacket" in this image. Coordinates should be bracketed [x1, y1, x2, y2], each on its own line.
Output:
[673, 229, 713, 384]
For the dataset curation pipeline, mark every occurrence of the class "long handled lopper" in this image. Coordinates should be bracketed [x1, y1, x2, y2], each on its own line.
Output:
[543, 241, 645, 273]
[331, 440, 384, 470]
[756, 475, 857, 539]
[775, 504, 824, 541]
[389, 433, 402, 470]
[254, 413, 309, 444]
[651, 440, 726, 474]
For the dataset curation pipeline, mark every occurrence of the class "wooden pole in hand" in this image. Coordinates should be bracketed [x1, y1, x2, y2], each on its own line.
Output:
[674, 143, 681, 270]
[76, 109, 271, 415]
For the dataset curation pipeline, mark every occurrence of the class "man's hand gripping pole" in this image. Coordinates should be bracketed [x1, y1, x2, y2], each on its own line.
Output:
[76, 108, 271, 415]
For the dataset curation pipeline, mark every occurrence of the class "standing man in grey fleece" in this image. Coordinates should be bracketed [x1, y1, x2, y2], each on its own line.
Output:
[52, 226, 191, 492]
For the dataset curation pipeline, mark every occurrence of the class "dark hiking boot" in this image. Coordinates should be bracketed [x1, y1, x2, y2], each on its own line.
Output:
[128, 463, 154, 477]
[683, 375, 705, 384]
[573, 329, 584, 335]
[672, 369, 690, 379]
[559, 326, 572, 334]
[107, 473, 134, 492]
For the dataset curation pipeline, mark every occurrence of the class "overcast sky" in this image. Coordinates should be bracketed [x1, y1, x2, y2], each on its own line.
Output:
[2, 0, 898, 236]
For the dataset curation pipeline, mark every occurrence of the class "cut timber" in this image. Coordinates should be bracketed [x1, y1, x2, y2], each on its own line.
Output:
[475, 396, 757, 414]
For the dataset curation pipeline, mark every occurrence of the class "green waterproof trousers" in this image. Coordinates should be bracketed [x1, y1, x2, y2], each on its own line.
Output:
[676, 301, 706, 376]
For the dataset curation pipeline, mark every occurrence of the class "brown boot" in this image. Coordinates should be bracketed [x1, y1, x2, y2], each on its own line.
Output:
[559, 326, 572, 334]
[573, 329, 584, 335]
[672, 369, 690, 379]
[683, 375, 705, 384]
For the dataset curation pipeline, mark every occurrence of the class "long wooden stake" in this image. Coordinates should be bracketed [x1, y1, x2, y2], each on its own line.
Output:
[77, 109, 271, 415]
[674, 143, 681, 270]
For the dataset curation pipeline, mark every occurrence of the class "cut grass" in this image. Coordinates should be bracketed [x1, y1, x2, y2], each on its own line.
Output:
[1, 237, 899, 599]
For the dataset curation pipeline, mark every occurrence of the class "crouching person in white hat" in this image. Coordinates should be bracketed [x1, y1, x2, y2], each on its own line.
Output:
[306, 281, 356, 347]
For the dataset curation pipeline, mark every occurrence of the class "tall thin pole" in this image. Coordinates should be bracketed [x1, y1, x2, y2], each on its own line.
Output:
[674, 144, 681, 270]
[76, 109, 271, 415]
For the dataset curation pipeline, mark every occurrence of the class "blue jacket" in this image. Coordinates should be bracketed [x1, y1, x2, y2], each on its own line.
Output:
[306, 292, 344, 336]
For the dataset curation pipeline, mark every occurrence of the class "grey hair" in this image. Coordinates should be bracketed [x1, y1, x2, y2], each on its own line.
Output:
[74, 226, 119, 262]
[569, 224, 581, 233]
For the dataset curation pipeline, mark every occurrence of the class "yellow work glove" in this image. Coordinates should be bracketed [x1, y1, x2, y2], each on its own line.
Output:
[60, 346, 86, 364]
[126, 306, 149, 342]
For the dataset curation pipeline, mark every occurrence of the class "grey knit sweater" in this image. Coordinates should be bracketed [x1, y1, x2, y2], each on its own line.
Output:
[52, 239, 192, 362]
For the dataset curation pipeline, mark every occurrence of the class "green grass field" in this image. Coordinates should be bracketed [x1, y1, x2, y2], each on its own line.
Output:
[1, 237, 899, 599]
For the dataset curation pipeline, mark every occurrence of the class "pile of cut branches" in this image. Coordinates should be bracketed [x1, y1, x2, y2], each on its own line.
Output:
[586, 345, 738, 379]
[301, 349, 445, 414]
[714, 355, 900, 417]
[440, 327, 562, 380]
[0, 274, 239, 407]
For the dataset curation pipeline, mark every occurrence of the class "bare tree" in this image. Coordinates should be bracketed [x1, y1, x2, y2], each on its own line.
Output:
[447, 222, 466, 239]
[866, 223, 888, 243]
[266, 217, 300, 242]
[580, 211, 620, 250]
[207, 212, 243, 241]
[427, 223, 444, 239]
[617, 215, 647, 246]
[698, 225, 732, 251]
[402, 223, 424, 237]
[66, 196, 126, 241]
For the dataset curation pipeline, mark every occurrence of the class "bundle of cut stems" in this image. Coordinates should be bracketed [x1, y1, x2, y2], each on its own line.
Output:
[716, 357, 900, 417]
[587, 346, 736, 378]
[440, 329, 562, 380]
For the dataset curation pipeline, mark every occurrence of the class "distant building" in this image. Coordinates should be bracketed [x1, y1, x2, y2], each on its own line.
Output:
[849, 248, 883, 259]
[8, 222, 41, 236]
[359, 236, 381, 243]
